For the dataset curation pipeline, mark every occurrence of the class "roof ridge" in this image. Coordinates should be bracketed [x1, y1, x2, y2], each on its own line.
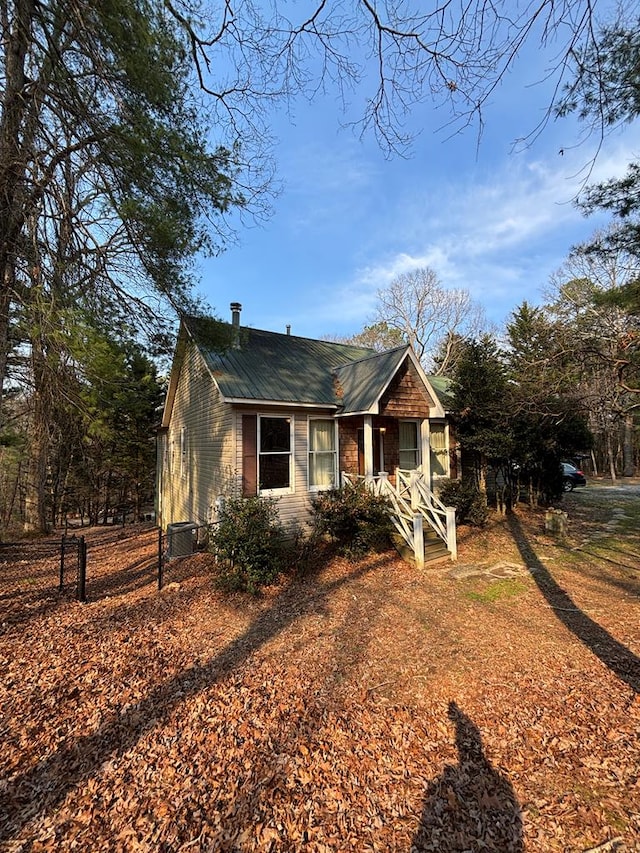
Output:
[334, 344, 410, 369]
[185, 314, 376, 353]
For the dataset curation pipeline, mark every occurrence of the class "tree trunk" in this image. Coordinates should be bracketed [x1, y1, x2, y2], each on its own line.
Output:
[0, 0, 38, 408]
[622, 413, 635, 477]
[23, 408, 48, 532]
[606, 428, 617, 482]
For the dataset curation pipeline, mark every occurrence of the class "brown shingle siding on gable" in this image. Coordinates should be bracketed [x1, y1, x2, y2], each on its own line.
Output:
[379, 359, 433, 418]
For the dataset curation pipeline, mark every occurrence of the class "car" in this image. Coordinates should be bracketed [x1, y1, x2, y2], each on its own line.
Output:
[562, 462, 587, 491]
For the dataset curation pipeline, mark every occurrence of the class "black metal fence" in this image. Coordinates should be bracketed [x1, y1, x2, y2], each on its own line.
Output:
[59, 535, 87, 601]
[0, 535, 87, 603]
[1, 523, 208, 606]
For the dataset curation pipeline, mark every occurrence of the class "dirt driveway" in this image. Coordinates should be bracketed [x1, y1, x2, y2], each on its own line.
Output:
[0, 484, 638, 851]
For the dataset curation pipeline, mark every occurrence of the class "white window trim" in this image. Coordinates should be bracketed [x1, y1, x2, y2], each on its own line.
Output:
[308, 417, 338, 492]
[399, 419, 422, 470]
[258, 413, 295, 496]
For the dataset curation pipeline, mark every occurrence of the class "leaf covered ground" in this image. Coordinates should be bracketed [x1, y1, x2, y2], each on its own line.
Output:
[0, 484, 639, 852]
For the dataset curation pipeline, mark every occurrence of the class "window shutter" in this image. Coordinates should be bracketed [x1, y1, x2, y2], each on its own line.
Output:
[242, 415, 257, 496]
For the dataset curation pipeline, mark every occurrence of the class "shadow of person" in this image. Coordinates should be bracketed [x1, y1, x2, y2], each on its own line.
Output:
[411, 702, 523, 852]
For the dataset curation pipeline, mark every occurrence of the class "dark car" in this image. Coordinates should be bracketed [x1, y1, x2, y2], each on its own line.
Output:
[562, 462, 587, 491]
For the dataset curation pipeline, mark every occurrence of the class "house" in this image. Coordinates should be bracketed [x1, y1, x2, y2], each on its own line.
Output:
[156, 304, 457, 548]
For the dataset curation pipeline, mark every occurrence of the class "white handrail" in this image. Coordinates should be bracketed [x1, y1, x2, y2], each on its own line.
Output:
[341, 469, 457, 562]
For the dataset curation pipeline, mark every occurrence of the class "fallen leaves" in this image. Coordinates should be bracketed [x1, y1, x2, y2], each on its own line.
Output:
[0, 508, 639, 851]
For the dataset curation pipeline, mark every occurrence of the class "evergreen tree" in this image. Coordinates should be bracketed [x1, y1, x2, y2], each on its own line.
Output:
[0, 0, 247, 410]
[451, 326, 592, 508]
[450, 335, 514, 493]
[560, 18, 640, 282]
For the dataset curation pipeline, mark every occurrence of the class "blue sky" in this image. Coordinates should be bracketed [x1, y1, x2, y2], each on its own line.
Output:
[197, 32, 640, 341]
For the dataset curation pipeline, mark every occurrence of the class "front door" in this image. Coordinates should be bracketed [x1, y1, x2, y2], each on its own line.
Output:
[357, 428, 383, 476]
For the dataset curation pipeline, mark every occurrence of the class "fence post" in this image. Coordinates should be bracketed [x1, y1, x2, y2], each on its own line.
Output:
[77, 536, 87, 602]
[158, 527, 164, 590]
[59, 536, 65, 591]
[413, 513, 424, 569]
[446, 507, 457, 561]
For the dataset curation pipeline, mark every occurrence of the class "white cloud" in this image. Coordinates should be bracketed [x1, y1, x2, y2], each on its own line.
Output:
[203, 100, 640, 339]
[313, 133, 640, 333]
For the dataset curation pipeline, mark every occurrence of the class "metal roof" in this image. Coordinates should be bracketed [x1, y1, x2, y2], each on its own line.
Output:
[181, 315, 450, 414]
[427, 374, 454, 411]
[184, 316, 377, 407]
[334, 347, 409, 414]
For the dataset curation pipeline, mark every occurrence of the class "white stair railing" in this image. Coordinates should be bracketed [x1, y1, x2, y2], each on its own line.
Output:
[341, 470, 457, 563]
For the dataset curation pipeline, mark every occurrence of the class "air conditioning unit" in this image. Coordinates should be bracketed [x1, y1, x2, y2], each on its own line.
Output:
[167, 522, 197, 558]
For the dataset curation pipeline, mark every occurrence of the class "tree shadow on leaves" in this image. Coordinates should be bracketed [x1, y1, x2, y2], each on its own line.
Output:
[0, 551, 393, 843]
[411, 702, 523, 852]
[507, 513, 640, 693]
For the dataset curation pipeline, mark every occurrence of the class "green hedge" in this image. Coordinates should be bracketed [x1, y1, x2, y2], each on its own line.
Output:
[437, 480, 489, 527]
[311, 484, 392, 557]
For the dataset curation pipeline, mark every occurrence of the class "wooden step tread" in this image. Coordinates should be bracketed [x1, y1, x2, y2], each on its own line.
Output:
[390, 532, 450, 567]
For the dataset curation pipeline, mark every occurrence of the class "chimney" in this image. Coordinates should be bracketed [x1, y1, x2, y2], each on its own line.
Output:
[286, 324, 291, 335]
[230, 302, 242, 327]
[230, 302, 242, 348]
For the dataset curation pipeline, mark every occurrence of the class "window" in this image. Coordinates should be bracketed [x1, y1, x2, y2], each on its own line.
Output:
[259, 416, 292, 492]
[180, 427, 188, 479]
[399, 421, 420, 470]
[430, 423, 448, 477]
[163, 434, 169, 472]
[309, 419, 337, 489]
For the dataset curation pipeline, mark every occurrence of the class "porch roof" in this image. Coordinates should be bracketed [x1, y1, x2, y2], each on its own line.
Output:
[334, 346, 409, 414]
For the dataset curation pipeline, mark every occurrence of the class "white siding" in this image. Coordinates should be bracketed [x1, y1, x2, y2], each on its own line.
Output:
[160, 340, 234, 528]
[232, 407, 335, 534]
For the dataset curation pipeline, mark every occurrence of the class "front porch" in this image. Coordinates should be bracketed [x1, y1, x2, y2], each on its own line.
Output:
[337, 414, 452, 493]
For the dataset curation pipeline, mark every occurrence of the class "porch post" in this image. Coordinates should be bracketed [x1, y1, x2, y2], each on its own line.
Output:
[421, 419, 431, 483]
[409, 468, 420, 510]
[413, 513, 424, 569]
[363, 416, 374, 479]
[446, 506, 457, 561]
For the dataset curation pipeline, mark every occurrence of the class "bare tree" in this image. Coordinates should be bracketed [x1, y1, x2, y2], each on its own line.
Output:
[175, 0, 606, 155]
[373, 268, 486, 373]
[545, 240, 640, 478]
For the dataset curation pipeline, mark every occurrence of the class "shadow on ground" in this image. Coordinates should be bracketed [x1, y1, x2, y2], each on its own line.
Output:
[411, 702, 523, 852]
[507, 513, 640, 694]
[0, 552, 391, 843]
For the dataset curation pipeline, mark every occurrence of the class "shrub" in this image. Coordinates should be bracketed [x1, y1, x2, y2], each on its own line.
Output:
[209, 496, 285, 593]
[437, 479, 489, 527]
[311, 484, 392, 556]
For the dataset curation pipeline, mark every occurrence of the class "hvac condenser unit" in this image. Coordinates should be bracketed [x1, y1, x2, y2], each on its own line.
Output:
[167, 522, 197, 558]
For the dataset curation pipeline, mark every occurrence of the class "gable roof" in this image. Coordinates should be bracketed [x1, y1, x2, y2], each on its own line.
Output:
[334, 346, 409, 415]
[184, 316, 375, 406]
[162, 315, 448, 422]
[427, 374, 454, 411]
